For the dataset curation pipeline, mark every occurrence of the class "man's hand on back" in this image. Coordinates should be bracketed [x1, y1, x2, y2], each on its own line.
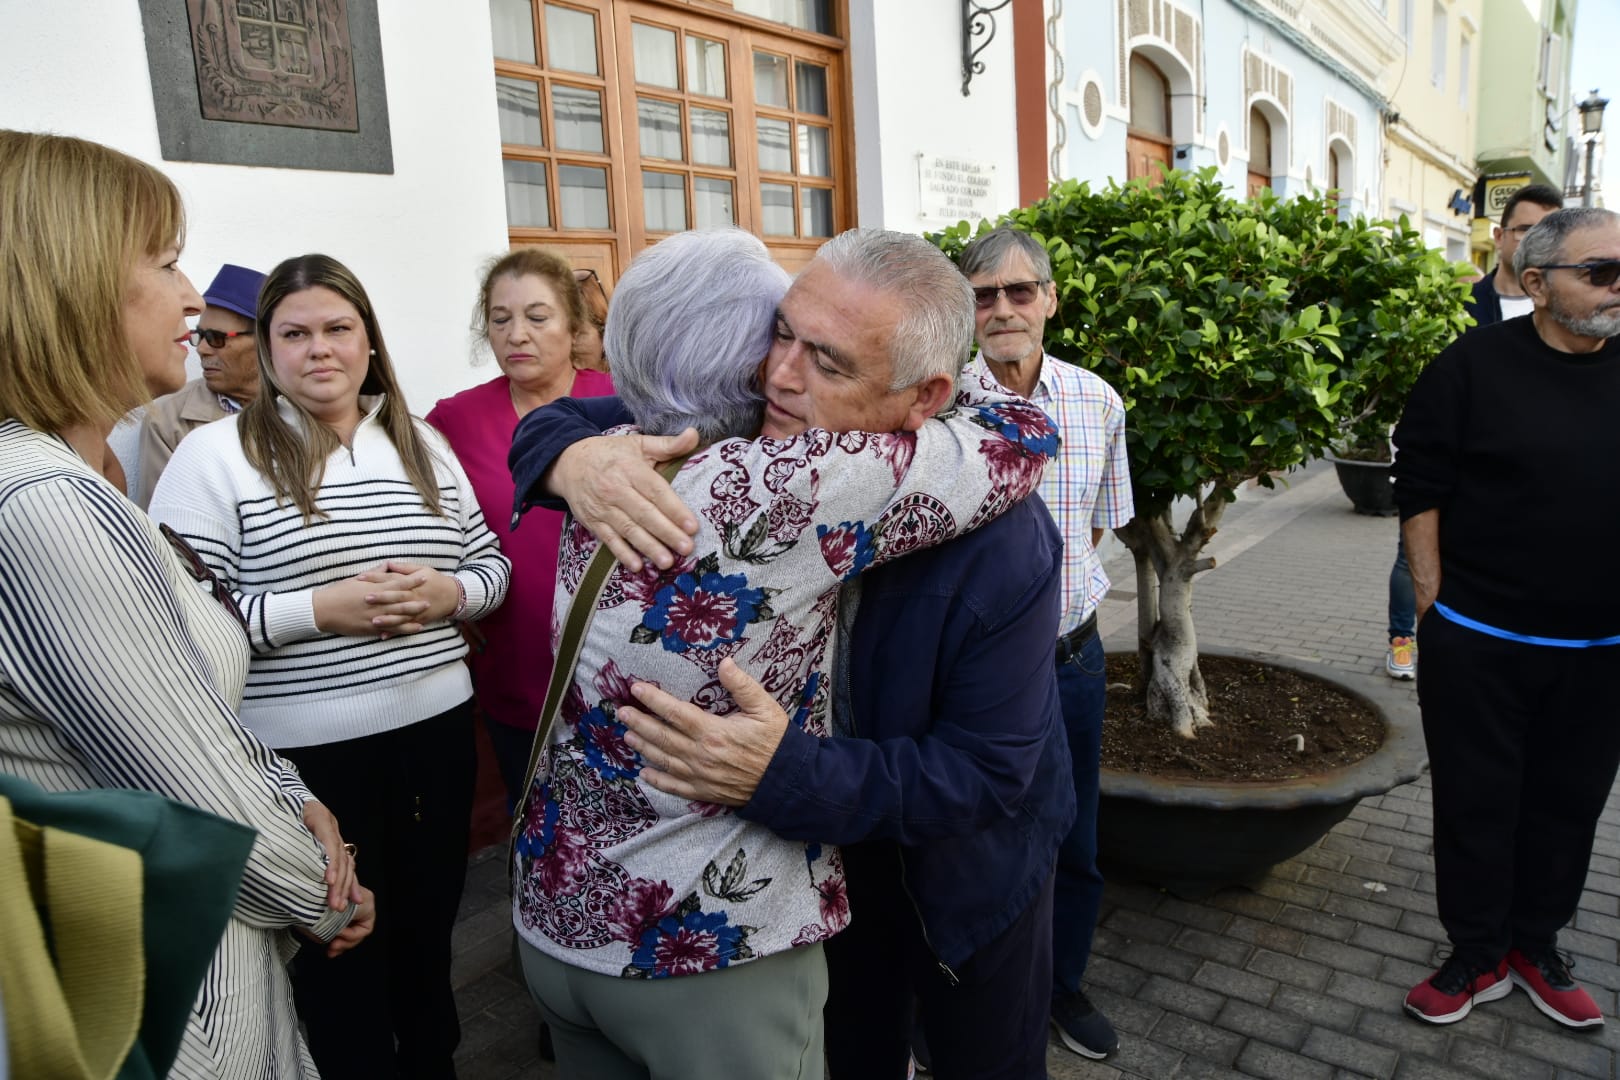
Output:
[548, 428, 702, 571]
[618, 658, 789, 806]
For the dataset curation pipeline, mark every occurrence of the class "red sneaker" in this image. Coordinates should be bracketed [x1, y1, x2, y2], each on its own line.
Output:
[1507, 948, 1605, 1029]
[1405, 955, 1511, 1024]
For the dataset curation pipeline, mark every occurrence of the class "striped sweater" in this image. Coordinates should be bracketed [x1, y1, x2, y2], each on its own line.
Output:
[149, 396, 511, 749]
[0, 419, 351, 1079]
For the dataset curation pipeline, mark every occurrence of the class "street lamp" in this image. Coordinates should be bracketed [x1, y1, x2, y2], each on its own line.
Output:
[1578, 89, 1609, 208]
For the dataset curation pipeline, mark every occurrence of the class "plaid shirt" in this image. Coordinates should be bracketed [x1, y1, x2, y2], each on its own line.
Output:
[968, 354, 1133, 635]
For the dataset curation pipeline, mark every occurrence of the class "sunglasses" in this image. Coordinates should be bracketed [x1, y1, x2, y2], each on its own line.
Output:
[972, 280, 1047, 310]
[189, 328, 254, 348]
[1535, 260, 1620, 288]
[159, 523, 248, 635]
[573, 267, 607, 296]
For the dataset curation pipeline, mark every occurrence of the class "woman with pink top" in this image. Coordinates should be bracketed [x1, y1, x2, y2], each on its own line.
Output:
[428, 249, 615, 804]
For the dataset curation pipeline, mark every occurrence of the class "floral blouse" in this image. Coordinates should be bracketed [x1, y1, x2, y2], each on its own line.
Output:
[513, 373, 1059, 979]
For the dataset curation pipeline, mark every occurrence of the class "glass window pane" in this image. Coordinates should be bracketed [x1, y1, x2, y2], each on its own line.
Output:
[686, 35, 728, 98]
[633, 23, 680, 89]
[503, 159, 550, 227]
[553, 84, 603, 153]
[690, 107, 731, 167]
[795, 63, 828, 115]
[545, 4, 599, 75]
[754, 52, 789, 108]
[643, 171, 687, 232]
[559, 164, 609, 229]
[801, 187, 833, 237]
[694, 177, 735, 228]
[734, 0, 832, 33]
[489, 0, 536, 64]
[495, 77, 544, 147]
[797, 124, 830, 177]
[761, 182, 795, 236]
[638, 97, 684, 161]
[758, 116, 792, 174]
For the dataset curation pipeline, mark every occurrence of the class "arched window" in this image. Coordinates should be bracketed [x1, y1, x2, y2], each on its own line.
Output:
[1127, 53, 1173, 185]
[1328, 142, 1351, 217]
[1247, 106, 1272, 198]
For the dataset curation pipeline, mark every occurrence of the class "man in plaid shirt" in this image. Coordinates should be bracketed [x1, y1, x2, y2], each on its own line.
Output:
[962, 226, 1134, 1061]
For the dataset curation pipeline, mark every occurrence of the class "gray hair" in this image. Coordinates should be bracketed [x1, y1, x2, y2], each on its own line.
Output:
[1514, 207, 1620, 280]
[812, 228, 975, 391]
[959, 225, 1053, 282]
[606, 228, 789, 443]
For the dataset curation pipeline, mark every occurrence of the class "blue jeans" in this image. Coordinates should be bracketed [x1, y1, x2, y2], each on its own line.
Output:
[1052, 630, 1106, 995]
[1389, 535, 1416, 641]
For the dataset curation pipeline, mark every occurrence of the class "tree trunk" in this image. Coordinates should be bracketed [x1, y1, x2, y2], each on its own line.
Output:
[1146, 552, 1210, 738]
[1116, 487, 1231, 739]
[1115, 519, 1158, 705]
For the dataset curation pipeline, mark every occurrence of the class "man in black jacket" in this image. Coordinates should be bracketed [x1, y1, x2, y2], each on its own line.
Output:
[1395, 207, 1620, 1031]
[1465, 183, 1565, 325]
[1384, 183, 1563, 682]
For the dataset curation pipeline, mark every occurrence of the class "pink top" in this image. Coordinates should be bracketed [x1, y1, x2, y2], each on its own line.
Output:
[428, 370, 615, 730]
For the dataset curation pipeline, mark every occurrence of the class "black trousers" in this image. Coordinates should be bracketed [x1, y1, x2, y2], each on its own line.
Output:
[283, 700, 477, 1080]
[1419, 613, 1620, 967]
[824, 842, 1054, 1080]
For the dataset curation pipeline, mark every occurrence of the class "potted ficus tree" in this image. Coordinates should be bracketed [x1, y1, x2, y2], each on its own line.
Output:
[933, 169, 1471, 889]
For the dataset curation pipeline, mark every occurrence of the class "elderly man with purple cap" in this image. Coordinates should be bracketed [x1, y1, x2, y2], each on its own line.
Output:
[135, 262, 265, 507]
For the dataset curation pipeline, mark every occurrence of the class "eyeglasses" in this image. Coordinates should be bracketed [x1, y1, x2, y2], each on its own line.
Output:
[573, 267, 607, 298]
[1534, 260, 1620, 288]
[158, 523, 248, 635]
[188, 328, 253, 349]
[1502, 225, 1538, 236]
[971, 280, 1047, 310]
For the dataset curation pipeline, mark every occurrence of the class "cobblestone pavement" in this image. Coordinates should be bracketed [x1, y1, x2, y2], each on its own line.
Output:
[451, 460, 1620, 1079]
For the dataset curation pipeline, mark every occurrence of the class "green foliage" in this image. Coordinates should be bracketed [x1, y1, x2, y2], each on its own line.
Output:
[930, 168, 1473, 517]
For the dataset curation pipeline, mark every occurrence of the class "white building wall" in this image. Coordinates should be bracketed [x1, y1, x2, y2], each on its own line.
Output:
[1047, 0, 1384, 213]
[848, 0, 1023, 232]
[0, 2, 510, 413]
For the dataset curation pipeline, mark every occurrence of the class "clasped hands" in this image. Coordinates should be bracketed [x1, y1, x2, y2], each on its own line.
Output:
[298, 800, 376, 958]
[313, 561, 460, 638]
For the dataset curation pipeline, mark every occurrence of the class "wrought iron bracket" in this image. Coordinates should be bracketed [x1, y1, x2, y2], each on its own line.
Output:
[962, 0, 1015, 96]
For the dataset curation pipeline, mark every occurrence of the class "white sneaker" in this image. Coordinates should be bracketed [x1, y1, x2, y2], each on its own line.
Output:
[1386, 636, 1417, 680]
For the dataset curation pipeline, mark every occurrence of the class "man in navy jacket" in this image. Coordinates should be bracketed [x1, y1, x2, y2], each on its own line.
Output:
[511, 229, 1074, 1078]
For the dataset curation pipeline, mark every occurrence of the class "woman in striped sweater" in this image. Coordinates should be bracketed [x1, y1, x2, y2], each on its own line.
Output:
[150, 255, 513, 1079]
[0, 131, 373, 1079]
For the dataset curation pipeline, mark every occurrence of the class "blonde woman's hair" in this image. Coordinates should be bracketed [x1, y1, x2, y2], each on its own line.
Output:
[0, 130, 186, 430]
[240, 254, 445, 521]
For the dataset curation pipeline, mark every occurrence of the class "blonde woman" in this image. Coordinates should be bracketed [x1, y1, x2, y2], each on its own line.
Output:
[0, 130, 372, 1079]
[150, 253, 512, 1078]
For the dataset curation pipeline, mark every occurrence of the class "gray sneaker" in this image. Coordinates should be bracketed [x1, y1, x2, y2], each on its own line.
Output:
[1051, 989, 1118, 1059]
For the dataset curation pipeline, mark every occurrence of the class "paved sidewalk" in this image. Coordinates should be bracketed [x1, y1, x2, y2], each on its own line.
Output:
[450, 459, 1620, 1079]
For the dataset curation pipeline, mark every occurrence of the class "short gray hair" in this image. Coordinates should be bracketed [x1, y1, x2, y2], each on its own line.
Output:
[1515, 207, 1620, 280]
[812, 228, 975, 391]
[959, 225, 1052, 282]
[606, 229, 789, 443]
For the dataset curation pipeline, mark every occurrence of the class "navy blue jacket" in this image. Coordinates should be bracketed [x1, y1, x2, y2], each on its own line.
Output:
[1466, 274, 1502, 327]
[510, 397, 1077, 971]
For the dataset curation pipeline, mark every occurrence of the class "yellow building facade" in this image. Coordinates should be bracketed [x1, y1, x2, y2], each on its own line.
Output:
[1377, 0, 1484, 264]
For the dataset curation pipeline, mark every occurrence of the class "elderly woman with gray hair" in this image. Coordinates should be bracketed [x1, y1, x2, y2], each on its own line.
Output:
[507, 227, 1059, 1077]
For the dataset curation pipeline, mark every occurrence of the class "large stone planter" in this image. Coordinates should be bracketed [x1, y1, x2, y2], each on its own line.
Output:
[1328, 456, 1397, 517]
[1097, 649, 1425, 897]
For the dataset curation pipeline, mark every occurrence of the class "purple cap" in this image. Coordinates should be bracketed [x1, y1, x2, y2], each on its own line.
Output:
[203, 264, 267, 321]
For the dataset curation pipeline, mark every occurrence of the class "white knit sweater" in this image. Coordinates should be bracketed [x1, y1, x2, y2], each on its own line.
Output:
[149, 397, 511, 749]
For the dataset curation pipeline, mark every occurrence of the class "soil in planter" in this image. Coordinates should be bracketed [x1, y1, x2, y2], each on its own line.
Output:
[1101, 654, 1384, 782]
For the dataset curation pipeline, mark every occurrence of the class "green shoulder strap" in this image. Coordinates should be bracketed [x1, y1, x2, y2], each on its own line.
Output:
[0, 794, 145, 1080]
